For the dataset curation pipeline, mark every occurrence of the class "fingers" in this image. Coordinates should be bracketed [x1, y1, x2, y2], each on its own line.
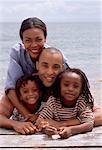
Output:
[15, 122, 37, 135]
[35, 119, 49, 131]
[44, 126, 58, 136]
[58, 127, 72, 139]
[23, 122, 37, 134]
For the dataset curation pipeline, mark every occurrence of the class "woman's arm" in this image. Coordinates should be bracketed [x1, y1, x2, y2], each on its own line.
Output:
[0, 97, 37, 134]
[0, 115, 37, 134]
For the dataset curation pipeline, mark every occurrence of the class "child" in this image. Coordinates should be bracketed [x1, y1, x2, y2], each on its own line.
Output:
[36, 68, 94, 139]
[0, 75, 42, 134]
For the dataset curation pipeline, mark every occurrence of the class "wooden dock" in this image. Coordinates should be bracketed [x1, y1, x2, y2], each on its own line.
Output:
[0, 126, 102, 150]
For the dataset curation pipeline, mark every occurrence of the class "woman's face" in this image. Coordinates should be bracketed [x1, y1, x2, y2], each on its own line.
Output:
[22, 28, 46, 61]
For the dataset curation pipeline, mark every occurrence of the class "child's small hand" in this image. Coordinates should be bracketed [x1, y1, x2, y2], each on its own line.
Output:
[58, 127, 72, 139]
[35, 119, 49, 131]
[12, 121, 37, 135]
[43, 125, 58, 136]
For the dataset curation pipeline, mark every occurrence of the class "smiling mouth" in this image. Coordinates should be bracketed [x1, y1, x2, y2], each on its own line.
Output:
[30, 48, 39, 52]
[65, 93, 75, 98]
[45, 77, 55, 82]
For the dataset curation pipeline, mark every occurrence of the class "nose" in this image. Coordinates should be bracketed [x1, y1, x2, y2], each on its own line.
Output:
[68, 85, 74, 91]
[47, 67, 54, 75]
[31, 41, 38, 47]
[28, 90, 33, 95]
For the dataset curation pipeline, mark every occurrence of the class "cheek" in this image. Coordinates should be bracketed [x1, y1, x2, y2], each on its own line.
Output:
[23, 43, 30, 50]
[76, 88, 82, 96]
[19, 95, 25, 101]
[55, 70, 61, 77]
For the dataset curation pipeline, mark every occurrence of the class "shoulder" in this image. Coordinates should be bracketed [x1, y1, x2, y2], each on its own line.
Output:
[10, 43, 26, 58]
[46, 96, 57, 106]
[11, 43, 25, 54]
[76, 95, 87, 110]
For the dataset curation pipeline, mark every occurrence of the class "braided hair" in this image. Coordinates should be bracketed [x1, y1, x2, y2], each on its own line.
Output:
[53, 68, 94, 109]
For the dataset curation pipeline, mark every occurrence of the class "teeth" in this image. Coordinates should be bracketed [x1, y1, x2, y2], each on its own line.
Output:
[46, 77, 54, 81]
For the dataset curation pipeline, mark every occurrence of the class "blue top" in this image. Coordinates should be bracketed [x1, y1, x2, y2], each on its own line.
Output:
[5, 43, 69, 91]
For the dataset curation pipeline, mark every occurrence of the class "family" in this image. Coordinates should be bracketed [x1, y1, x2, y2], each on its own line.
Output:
[0, 17, 102, 139]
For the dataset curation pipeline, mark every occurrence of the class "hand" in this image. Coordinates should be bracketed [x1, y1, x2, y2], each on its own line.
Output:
[12, 121, 37, 134]
[26, 114, 38, 123]
[43, 125, 58, 136]
[58, 127, 72, 139]
[35, 119, 49, 131]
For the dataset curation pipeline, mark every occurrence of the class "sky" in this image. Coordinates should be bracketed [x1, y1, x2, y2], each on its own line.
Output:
[0, 0, 101, 22]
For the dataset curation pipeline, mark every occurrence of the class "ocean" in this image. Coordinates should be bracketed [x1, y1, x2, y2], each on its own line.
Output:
[0, 22, 101, 104]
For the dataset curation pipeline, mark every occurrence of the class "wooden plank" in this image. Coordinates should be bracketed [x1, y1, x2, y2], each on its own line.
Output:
[0, 127, 102, 148]
[0, 147, 101, 150]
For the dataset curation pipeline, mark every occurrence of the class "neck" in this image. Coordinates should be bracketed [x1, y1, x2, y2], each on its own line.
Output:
[22, 101, 39, 113]
[62, 98, 77, 108]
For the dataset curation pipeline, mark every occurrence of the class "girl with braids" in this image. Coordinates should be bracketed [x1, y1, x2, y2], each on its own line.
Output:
[36, 68, 94, 139]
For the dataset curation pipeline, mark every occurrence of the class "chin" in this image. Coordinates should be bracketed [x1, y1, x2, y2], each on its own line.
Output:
[44, 83, 53, 87]
[27, 101, 36, 105]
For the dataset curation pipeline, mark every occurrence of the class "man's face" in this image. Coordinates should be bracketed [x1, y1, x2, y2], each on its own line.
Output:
[36, 50, 64, 87]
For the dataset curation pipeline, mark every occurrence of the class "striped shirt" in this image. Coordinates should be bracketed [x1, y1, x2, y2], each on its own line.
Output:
[38, 96, 94, 124]
[11, 102, 45, 122]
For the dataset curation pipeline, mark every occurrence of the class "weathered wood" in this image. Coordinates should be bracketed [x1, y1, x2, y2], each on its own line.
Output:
[0, 149, 101, 150]
[0, 126, 102, 149]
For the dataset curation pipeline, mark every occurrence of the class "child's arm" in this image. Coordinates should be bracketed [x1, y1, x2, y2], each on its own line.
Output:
[59, 122, 93, 139]
[39, 118, 80, 129]
[7, 89, 31, 118]
[56, 118, 81, 127]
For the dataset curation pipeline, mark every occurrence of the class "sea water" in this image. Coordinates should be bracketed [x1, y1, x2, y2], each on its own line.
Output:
[0, 22, 101, 104]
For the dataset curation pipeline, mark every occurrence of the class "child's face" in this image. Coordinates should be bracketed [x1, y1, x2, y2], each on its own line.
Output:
[60, 72, 82, 105]
[37, 50, 64, 87]
[19, 80, 40, 105]
[22, 28, 46, 61]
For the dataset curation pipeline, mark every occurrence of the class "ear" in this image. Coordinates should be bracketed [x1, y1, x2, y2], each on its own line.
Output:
[61, 63, 65, 71]
[36, 61, 39, 71]
[44, 38, 46, 43]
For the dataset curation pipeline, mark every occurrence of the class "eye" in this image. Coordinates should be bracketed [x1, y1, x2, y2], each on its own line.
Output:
[53, 65, 60, 70]
[63, 83, 70, 87]
[24, 39, 31, 43]
[73, 84, 80, 88]
[32, 88, 39, 92]
[36, 38, 43, 42]
[41, 63, 48, 68]
[23, 90, 28, 94]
